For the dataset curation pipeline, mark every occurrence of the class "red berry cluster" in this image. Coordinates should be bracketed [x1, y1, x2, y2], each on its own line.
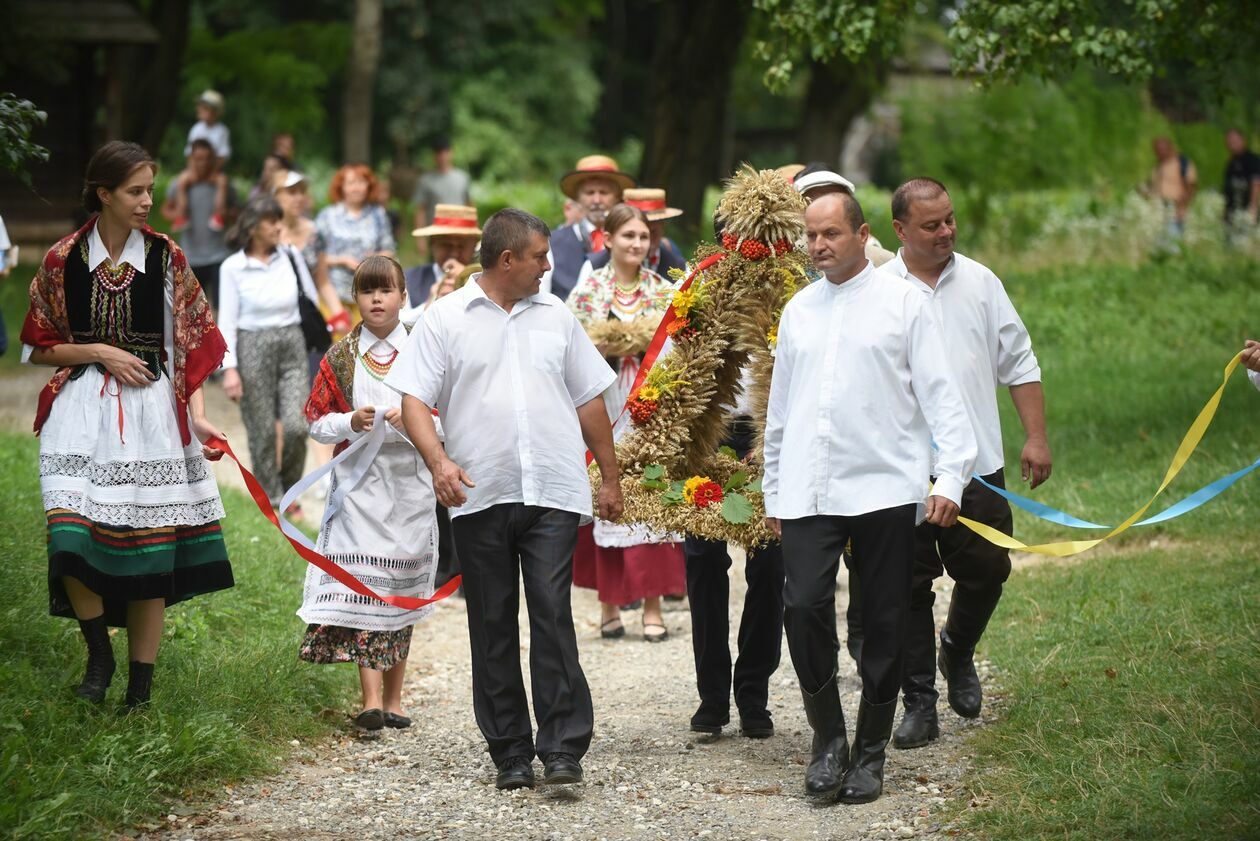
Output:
[722, 232, 788, 261]
[721, 232, 738, 250]
[739, 239, 771, 260]
[628, 397, 659, 425]
[773, 238, 791, 256]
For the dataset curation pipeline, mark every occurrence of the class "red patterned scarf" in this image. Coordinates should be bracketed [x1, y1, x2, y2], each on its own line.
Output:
[20, 217, 227, 446]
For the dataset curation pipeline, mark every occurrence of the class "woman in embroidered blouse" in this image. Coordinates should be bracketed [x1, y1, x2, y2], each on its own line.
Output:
[566, 204, 686, 642]
[298, 256, 438, 731]
[20, 141, 233, 710]
[314, 165, 396, 323]
[219, 196, 319, 513]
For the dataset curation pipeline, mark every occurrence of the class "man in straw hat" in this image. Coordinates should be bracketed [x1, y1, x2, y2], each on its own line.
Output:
[584, 187, 687, 280]
[404, 204, 481, 311]
[543, 154, 635, 302]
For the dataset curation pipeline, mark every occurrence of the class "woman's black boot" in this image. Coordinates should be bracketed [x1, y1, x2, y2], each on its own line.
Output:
[74, 615, 115, 703]
[123, 661, 155, 710]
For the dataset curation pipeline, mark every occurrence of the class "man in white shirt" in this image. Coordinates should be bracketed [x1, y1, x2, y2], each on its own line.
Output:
[764, 191, 977, 804]
[869, 177, 1050, 752]
[388, 208, 623, 792]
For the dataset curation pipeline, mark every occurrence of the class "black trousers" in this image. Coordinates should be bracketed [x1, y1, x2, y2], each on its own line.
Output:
[781, 505, 917, 705]
[434, 504, 461, 588]
[684, 420, 784, 714]
[451, 503, 593, 765]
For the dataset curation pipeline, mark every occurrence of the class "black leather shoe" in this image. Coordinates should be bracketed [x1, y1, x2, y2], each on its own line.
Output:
[801, 672, 848, 798]
[938, 631, 983, 719]
[739, 709, 774, 739]
[542, 752, 583, 785]
[122, 661, 154, 710]
[353, 708, 385, 731]
[689, 701, 729, 734]
[839, 697, 897, 804]
[495, 756, 535, 790]
[384, 712, 412, 729]
[74, 615, 116, 704]
[892, 699, 939, 749]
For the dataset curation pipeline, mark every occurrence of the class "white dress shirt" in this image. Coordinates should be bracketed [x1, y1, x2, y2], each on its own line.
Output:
[310, 322, 413, 445]
[880, 250, 1041, 476]
[218, 244, 320, 369]
[763, 261, 977, 519]
[21, 224, 175, 369]
[385, 277, 616, 519]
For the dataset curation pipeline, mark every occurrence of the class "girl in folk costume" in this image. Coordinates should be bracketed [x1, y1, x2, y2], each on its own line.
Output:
[20, 142, 233, 709]
[566, 204, 686, 642]
[298, 256, 438, 731]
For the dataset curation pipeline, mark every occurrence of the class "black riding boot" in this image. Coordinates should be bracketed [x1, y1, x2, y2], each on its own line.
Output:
[800, 671, 848, 798]
[938, 585, 1002, 719]
[123, 661, 155, 710]
[74, 615, 116, 703]
[839, 696, 897, 804]
[893, 606, 940, 748]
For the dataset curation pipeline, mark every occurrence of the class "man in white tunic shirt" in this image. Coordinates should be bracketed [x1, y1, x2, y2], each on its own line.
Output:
[388, 209, 623, 792]
[764, 191, 977, 805]
[870, 177, 1051, 751]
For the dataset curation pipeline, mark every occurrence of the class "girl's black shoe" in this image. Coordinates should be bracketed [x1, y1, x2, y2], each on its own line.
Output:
[74, 615, 115, 704]
[122, 661, 154, 710]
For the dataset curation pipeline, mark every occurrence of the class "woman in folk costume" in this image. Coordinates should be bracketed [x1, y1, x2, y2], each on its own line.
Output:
[20, 142, 232, 709]
[298, 256, 438, 732]
[566, 203, 686, 642]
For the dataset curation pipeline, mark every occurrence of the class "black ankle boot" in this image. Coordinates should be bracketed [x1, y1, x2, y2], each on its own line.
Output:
[839, 697, 897, 804]
[800, 671, 848, 798]
[938, 630, 982, 719]
[893, 606, 941, 749]
[123, 661, 154, 710]
[74, 615, 115, 703]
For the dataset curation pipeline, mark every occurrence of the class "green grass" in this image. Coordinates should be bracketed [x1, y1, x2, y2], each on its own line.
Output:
[0, 431, 351, 839]
[957, 543, 1260, 840]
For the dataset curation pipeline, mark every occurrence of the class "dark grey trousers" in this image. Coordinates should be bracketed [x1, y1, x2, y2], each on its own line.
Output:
[451, 503, 592, 766]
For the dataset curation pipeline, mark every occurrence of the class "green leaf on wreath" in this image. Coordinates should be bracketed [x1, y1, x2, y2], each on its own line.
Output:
[662, 488, 684, 506]
[640, 479, 668, 490]
[721, 492, 754, 524]
[670, 480, 684, 492]
[718, 445, 737, 459]
[748, 476, 762, 493]
[723, 470, 749, 492]
[643, 464, 665, 481]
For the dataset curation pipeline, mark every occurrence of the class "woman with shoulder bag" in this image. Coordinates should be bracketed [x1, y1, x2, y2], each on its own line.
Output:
[219, 196, 321, 513]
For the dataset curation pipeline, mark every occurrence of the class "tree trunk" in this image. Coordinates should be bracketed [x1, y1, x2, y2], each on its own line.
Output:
[796, 57, 888, 169]
[342, 0, 383, 165]
[640, 0, 751, 243]
[117, 1, 191, 155]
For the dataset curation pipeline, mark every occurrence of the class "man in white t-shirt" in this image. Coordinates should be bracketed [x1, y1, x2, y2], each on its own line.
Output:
[388, 208, 622, 792]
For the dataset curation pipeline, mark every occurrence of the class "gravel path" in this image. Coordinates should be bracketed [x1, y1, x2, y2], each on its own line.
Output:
[146, 568, 997, 841]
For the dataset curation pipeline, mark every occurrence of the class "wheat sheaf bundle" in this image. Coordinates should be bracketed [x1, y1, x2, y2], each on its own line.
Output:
[592, 165, 811, 546]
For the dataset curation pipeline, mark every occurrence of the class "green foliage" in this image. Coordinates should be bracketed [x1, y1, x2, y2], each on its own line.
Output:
[720, 492, 754, 524]
[166, 21, 351, 171]
[752, 0, 908, 91]
[957, 543, 1259, 838]
[0, 435, 349, 838]
[0, 94, 50, 188]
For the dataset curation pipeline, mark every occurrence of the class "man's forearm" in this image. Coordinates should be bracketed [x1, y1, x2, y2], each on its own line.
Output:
[1009, 381, 1048, 441]
[401, 395, 445, 468]
[576, 398, 618, 482]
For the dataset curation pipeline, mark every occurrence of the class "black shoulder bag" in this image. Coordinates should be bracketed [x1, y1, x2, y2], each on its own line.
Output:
[284, 246, 332, 354]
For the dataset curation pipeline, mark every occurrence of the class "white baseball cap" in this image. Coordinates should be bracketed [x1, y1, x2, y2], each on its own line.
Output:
[793, 169, 857, 196]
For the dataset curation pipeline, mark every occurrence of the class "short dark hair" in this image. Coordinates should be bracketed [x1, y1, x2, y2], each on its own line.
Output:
[480, 208, 550, 270]
[82, 141, 156, 213]
[353, 255, 406, 296]
[227, 195, 283, 250]
[891, 177, 948, 222]
[810, 190, 866, 233]
[430, 135, 452, 152]
[189, 138, 216, 156]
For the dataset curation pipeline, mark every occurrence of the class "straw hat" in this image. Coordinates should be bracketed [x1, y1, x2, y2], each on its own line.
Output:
[623, 187, 683, 222]
[411, 204, 482, 238]
[559, 154, 636, 199]
[776, 163, 806, 182]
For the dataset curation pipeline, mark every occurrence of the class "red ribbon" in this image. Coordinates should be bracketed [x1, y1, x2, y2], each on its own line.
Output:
[430, 216, 479, 229]
[206, 434, 462, 610]
[628, 199, 667, 211]
[586, 251, 726, 466]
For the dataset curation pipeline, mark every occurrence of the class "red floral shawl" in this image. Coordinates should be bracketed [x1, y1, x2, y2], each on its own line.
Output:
[305, 324, 362, 456]
[19, 217, 227, 446]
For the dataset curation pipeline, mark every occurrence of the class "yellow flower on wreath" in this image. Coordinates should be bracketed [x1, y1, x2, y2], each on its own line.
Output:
[682, 475, 712, 505]
[672, 286, 698, 319]
[636, 384, 661, 402]
[766, 325, 778, 349]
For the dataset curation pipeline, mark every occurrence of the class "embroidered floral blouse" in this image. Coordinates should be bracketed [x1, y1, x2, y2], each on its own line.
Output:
[565, 264, 675, 327]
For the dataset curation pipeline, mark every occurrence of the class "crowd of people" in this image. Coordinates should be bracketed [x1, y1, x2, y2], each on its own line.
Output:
[16, 94, 1260, 808]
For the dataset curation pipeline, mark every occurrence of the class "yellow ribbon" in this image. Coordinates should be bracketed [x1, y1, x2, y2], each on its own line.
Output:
[959, 352, 1246, 556]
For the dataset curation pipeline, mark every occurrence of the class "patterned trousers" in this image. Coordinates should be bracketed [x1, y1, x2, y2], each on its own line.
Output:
[237, 325, 309, 506]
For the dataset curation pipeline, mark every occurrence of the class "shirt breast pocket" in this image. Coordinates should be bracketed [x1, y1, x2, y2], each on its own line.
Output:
[529, 330, 567, 375]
